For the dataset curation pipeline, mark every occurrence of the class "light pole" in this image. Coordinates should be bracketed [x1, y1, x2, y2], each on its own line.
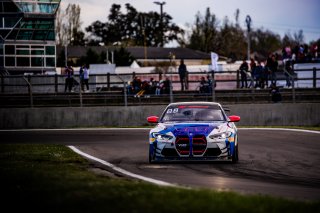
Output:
[64, 44, 68, 67]
[154, 1, 166, 47]
[245, 15, 252, 61]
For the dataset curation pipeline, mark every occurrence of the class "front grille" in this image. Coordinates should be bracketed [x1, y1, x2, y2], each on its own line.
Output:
[175, 135, 208, 156]
[192, 135, 207, 155]
[175, 136, 190, 155]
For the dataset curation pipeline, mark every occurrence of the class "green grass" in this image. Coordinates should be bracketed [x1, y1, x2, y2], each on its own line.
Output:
[0, 144, 319, 213]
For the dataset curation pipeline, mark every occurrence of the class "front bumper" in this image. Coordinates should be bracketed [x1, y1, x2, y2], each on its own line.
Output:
[150, 138, 234, 162]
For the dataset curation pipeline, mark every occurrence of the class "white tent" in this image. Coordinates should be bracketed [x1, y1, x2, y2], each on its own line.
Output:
[130, 60, 140, 68]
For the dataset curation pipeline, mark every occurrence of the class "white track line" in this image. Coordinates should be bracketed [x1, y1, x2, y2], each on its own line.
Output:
[239, 128, 320, 134]
[0, 128, 151, 132]
[0, 127, 319, 134]
[68, 145, 175, 187]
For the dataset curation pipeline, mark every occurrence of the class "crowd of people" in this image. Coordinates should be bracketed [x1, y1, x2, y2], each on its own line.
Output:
[127, 58, 217, 98]
[127, 76, 171, 97]
[282, 43, 318, 63]
[237, 43, 319, 92]
[244, 56, 298, 91]
[237, 51, 304, 103]
[239, 54, 282, 90]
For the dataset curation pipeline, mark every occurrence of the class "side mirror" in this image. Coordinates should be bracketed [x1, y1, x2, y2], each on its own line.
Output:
[228, 115, 240, 122]
[223, 107, 230, 113]
[147, 116, 159, 123]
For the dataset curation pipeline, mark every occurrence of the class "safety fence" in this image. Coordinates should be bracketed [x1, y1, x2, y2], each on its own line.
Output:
[0, 68, 319, 107]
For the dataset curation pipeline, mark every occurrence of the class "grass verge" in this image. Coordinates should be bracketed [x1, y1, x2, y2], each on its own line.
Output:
[0, 144, 319, 213]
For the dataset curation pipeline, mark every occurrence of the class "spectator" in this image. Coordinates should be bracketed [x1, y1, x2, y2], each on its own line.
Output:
[311, 43, 318, 59]
[249, 58, 256, 88]
[148, 77, 157, 94]
[79, 64, 84, 91]
[282, 46, 292, 60]
[271, 54, 278, 85]
[266, 54, 278, 86]
[284, 59, 293, 88]
[297, 45, 305, 62]
[199, 76, 208, 93]
[64, 66, 68, 92]
[239, 58, 249, 88]
[162, 77, 171, 94]
[270, 83, 282, 103]
[83, 64, 90, 92]
[178, 59, 187, 91]
[135, 80, 149, 97]
[64, 65, 74, 92]
[265, 54, 272, 87]
[142, 80, 150, 94]
[127, 81, 134, 95]
[206, 75, 214, 93]
[132, 76, 141, 94]
[155, 80, 163, 95]
[253, 60, 264, 88]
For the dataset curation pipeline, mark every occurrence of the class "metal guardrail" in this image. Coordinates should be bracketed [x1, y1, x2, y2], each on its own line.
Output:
[0, 68, 319, 107]
[1, 69, 319, 92]
[0, 88, 318, 108]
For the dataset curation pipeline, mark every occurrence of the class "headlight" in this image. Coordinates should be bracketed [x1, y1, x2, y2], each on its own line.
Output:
[151, 132, 173, 141]
[209, 131, 232, 139]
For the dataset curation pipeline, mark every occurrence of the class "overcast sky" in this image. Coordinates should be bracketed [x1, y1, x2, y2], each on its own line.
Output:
[61, 0, 320, 46]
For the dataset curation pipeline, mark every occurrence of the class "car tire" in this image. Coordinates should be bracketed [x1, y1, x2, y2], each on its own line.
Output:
[149, 144, 156, 164]
[232, 144, 239, 163]
[149, 153, 155, 163]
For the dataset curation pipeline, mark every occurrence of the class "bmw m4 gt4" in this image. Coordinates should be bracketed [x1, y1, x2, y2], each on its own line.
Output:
[147, 102, 240, 163]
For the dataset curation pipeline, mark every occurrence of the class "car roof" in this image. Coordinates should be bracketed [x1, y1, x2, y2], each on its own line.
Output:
[167, 102, 222, 107]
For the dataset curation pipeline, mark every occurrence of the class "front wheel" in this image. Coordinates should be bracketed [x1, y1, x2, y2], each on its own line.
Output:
[149, 152, 155, 163]
[149, 144, 156, 164]
[232, 144, 239, 163]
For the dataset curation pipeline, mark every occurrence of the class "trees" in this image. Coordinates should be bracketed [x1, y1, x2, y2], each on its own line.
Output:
[186, 7, 295, 60]
[251, 29, 282, 57]
[57, 3, 317, 63]
[85, 3, 183, 47]
[217, 16, 247, 61]
[282, 30, 306, 48]
[187, 8, 219, 53]
[114, 47, 135, 66]
[55, 4, 85, 46]
[186, 8, 247, 60]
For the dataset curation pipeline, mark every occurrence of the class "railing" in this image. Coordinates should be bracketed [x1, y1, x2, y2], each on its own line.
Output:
[0, 68, 319, 107]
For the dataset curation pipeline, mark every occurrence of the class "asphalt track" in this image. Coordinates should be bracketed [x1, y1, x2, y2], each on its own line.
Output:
[1, 128, 320, 201]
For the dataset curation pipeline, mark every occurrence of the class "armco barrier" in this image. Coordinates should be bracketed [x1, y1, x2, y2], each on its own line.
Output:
[0, 103, 319, 129]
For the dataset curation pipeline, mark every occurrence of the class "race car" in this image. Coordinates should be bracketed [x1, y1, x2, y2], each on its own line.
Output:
[147, 102, 240, 163]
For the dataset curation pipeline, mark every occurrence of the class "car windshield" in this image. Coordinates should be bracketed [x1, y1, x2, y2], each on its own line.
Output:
[160, 105, 225, 122]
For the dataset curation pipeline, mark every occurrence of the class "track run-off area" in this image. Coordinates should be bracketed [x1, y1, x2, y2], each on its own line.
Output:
[1, 128, 319, 201]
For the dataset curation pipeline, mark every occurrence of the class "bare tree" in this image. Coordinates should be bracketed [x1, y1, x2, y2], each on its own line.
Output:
[55, 4, 84, 46]
[234, 8, 240, 28]
[187, 8, 219, 53]
[294, 30, 305, 44]
[55, 7, 67, 45]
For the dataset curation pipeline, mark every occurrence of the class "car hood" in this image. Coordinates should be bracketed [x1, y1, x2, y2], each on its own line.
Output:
[152, 122, 229, 137]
